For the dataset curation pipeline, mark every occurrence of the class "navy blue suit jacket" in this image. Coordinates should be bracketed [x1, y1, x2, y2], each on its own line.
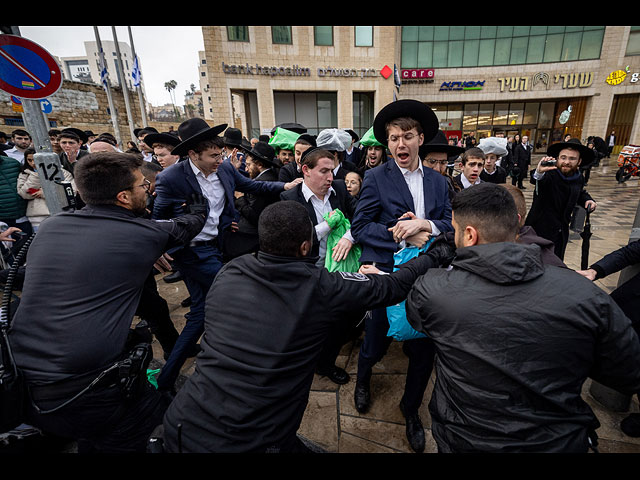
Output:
[152, 159, 285, 252]
[351, 160, 452, 266]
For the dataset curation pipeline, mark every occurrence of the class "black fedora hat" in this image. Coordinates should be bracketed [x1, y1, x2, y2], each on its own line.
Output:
[171, 118, 228, 157]
[223, 127, 243, 148]
[419, 130, 465, 158]
[143, 132, 181, 149]
[547, 138, 595, 168]
[247, 141, 278, 167]
[62, 127, 89, 144]
[270, 122, 307, 135]
[373, 99, 439, 147]
[134, 127, 159, 137]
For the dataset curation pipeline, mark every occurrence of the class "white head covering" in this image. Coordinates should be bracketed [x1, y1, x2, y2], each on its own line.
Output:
[478, 137, 508, 157]
[316, 128, 352, 152]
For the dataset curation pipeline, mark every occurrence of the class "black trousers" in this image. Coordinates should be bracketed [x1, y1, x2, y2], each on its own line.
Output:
[136, 271, 179, 357]
[26, 380, 169, 453]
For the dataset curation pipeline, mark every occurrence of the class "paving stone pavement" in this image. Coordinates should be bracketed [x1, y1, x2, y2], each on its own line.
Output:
[149, 154, 640, 454]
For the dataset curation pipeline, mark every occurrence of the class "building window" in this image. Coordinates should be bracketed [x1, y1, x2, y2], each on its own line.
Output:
[626, 27, 640, 56]
[314, 26, 333, 46]
[401, 26, 605, 68]
[353, 92, 375, 139]
[274, 91, 337, 135]
[272, 26, 292, 44]
[355, 26, 373, 47]
[227, 26, 249, 42]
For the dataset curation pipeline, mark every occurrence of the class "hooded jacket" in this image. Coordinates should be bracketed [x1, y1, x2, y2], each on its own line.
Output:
[406, 242, 640, 453]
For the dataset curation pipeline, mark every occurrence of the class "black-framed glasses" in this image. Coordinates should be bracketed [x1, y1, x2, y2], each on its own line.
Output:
[426, 158, 448, 166]
[130, 178, 151, 193]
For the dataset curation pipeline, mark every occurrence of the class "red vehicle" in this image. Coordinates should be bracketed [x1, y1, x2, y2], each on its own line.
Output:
[616, 145, 640, 183]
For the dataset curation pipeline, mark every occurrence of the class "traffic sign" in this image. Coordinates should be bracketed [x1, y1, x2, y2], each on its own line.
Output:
[0, 34, 62, 99]
[10, 95, 53, 114]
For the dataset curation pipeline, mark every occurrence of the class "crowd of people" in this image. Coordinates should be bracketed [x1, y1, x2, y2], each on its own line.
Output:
[1, 98, 640, 455]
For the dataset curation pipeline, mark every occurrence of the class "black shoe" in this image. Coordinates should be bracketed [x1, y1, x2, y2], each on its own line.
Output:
[354, 382, 370, 413]
[163, 271, 183, 284]
[621, 413, 640, 437]
[400, 401, 425, 453]
[181, 296, 192, 307]
[316, 366, 350, 385]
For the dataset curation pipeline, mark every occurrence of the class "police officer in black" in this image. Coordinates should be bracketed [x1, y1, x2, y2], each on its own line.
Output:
[8, 152, 206, 453]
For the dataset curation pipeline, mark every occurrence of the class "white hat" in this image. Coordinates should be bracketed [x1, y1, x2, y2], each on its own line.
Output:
[478, 137, 508, 157]
[316, 128, 352, 152]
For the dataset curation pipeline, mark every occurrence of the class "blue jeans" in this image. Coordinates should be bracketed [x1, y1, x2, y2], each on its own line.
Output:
[156, 245, 223, 391]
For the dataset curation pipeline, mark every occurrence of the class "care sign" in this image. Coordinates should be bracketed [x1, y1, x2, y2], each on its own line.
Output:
[0, 34, 62, 99]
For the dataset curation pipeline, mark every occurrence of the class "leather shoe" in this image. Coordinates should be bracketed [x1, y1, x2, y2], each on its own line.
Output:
[400, 401, 425, 453]
[354, 382, 370, 413]
[163, 271, 183, 283]
[316, 366, 350, 385]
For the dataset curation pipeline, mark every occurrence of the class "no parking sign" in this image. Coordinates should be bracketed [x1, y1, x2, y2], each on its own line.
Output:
[0, 34, 62, 99]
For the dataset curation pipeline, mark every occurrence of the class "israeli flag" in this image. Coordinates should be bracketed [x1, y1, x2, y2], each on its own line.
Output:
[132, 56, 141, 87]
[98, 50, 109, 90]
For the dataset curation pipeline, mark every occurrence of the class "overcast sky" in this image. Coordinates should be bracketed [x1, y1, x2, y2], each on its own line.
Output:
[16, 26, 205, 107]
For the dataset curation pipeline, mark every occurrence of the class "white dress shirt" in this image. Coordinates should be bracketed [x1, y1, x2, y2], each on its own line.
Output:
[301, 181, 354, 262]
[395, 160, 440, 237]
[460, 172, 482, 189]
[4, 147, 25, 163]
[189, 159, 225, 243]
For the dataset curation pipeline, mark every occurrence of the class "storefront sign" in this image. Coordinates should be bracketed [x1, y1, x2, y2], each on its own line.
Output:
[605, 66, 640, 85]
[222, 62, 311, 77]
[317, 67, 378, 78]
[401, 69, 435, 84]
[498, 71, 594, 92]
[439, 80, 485, 91]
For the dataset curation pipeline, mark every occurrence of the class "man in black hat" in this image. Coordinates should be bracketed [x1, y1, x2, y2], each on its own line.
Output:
[420, 130, 465, 202]
[143, 132, 182, 169]
[222, 127, 245, 171]
[151, 118, 301, 393]
[350, 99, 453, 453]
[525, 138, 597, 261]
[226, 141, 282, 258]
[59, 129, 90, 173]
[136, 127, 159, 162]
[344, 129, 361, 169]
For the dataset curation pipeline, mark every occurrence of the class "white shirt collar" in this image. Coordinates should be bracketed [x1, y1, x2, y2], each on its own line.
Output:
[188, 158, 217, 179]
[395, 159, 424, 176]
[460, 173, 481, 188]
[301, 180, 334, 203]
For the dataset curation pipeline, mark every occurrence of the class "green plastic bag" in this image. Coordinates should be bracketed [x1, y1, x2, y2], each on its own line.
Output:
[323, 209, 362, 272]
[268, 127, 300, 152]
[359, 127, 385, 148]
[146, 368, 161, 389]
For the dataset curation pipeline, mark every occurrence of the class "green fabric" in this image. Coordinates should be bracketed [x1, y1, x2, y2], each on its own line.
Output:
[268, 127, 300, 153]
[323, 209, 362, 272]
[147, 368, 161, 388]
[0, 155, 27, 220]
[359, 127, 385, 148]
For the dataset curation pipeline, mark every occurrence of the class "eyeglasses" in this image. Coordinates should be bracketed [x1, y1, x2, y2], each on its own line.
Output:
[130, 178, 151, 193]
[426, 158, 448, 166]
[388, 132, 420, 143]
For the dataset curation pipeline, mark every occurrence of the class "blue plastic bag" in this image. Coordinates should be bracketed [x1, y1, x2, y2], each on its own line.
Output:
[386, 238, 434, 341]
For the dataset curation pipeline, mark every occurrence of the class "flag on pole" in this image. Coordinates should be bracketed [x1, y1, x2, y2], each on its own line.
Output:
[393, 64, 402, 92]
[132, 55, 141, 87]
[98, 49, 109, 90]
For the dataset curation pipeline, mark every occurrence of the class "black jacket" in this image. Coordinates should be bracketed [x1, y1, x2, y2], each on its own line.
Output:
[280, 179, 357, 259]
[525, 169, 593, 260]
[9, 205, 205, 386]
[406, 242, 640, 453]
[480, 166, 507, 184]
[163, 250, 438, 453]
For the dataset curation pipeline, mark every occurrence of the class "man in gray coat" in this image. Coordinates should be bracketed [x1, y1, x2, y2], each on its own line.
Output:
[402, 183, 640, 453]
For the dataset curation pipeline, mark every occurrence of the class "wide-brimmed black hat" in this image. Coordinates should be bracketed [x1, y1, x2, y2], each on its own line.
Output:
[419, 130, 465, 158]
[270, 122, 307, 135]
[171, 118, 228, 157]
[373, 99, 439, 147]
[246, 141, 278, 167]
[547, 138, 595, 168]
[143, 132, 181, 149]
[61, 127, 89, 144]
[223, 127, 243, 148]
[345, 129, 359, 143]
[134, 127, 159, 137]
